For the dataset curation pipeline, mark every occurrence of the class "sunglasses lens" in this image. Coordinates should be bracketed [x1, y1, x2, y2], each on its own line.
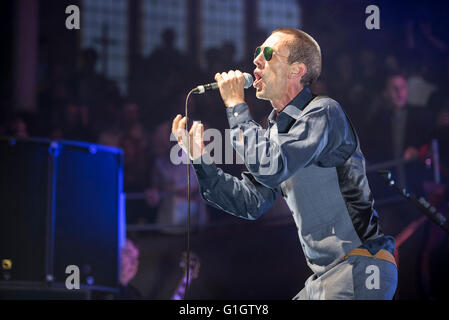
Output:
[264, 47, 273, 61]
[254, 47, 261, 59]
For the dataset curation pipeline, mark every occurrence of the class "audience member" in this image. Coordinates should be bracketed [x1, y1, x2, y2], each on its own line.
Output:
[115, 238, 142, 299]
[59, 102, 93, 142]
[365, 73, 434, 163]
[146, 121, 208, 234]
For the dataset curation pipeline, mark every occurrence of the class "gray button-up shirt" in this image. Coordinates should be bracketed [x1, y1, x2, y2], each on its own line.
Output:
[192, 88, 394, 276]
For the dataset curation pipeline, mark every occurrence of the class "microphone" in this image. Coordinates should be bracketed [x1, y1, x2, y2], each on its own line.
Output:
[193, 73, 254, 94]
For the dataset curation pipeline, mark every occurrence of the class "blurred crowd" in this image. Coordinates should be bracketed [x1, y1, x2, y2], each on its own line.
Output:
[1, 20, 448, 229]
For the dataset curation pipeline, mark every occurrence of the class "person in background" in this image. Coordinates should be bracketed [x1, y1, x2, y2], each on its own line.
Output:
[116, 238, 142, 299]
[365, 73, 434, 164]
[427, 56, 449, 177]
[171, 251, 201, 300]
[146, 120, 208, 233]
[6, 114, 29, 138]
[59, 101, 93, 142]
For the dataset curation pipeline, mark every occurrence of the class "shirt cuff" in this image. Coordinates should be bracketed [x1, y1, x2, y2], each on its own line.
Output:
[226, 103, 253, 129]
[191, 152, 218, 180]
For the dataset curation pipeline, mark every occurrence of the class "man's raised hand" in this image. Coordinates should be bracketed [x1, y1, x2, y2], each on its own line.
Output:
[172, 114, 205, 160]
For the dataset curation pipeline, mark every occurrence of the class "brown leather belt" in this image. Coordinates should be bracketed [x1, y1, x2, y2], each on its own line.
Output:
[344, 248, 397, 268]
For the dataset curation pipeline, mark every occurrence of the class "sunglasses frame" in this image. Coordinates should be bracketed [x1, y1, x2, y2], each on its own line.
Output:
[254, 46, 289, 62]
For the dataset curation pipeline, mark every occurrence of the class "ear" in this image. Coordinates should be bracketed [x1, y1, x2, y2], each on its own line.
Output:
[289, 62, 307, 81]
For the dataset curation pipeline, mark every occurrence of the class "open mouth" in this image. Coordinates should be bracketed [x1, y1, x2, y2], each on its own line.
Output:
[253, 71, 263, 90]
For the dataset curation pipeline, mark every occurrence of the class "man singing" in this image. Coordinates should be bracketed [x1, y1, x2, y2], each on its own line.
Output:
[172, 28, 397, 299]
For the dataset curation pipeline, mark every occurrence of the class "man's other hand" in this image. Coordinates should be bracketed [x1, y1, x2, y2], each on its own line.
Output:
[172, 114, 205, 160]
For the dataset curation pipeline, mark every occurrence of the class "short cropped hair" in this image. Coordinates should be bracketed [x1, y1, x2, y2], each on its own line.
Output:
[272, 28, 322, 86]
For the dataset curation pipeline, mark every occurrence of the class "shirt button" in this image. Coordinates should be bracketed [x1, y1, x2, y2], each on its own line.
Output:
[234, 112, 239, 117]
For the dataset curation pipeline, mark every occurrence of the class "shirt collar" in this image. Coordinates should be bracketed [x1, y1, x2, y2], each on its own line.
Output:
[268, 87, 313, 124]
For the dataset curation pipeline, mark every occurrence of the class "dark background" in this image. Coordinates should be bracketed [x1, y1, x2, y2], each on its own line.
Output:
[1, 0, 449, 299]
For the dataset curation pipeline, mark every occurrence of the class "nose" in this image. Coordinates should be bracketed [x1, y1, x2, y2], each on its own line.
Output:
[253, 51, 264, 69]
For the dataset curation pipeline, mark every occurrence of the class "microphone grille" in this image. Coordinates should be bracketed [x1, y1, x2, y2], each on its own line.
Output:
[243, 73, 254, 89]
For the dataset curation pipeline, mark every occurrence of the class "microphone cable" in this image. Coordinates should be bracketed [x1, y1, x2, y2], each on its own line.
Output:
[183, 88, 196, 299]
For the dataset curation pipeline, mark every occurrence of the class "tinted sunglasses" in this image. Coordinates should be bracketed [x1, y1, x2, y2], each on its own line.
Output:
[254, 46, 288, 61]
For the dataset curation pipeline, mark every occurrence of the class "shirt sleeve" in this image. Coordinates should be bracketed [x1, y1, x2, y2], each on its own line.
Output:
[226, 101, 357, 189]
[191, 152, 279, 220]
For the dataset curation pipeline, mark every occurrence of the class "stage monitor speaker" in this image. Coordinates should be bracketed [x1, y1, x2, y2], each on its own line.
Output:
[0, 138, 50, 283]
[0, 137, 125, 295]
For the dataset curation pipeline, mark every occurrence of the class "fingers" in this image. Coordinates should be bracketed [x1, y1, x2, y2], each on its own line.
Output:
[179, 116, 187, 131]
[197, 123, 204, 141]
[230, 70, 244, 83]
[173, 115, 203, 138]
[172, 115, 188, 148]
[190, 121, 205, 157]
[172, 114, 182, 134]
[199, 122, 204, 138]
[189, 121, 203, 141]
[235, 70, 244, 82]
[172, 116, 206, 159]
[214, 70, 246, 108]
[178, 117, 188, 146]
[221, 72, 230, 81]
[189, 121, 197, 139]
[215, 70, 244, 84]
[191, 121, 204, 133]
